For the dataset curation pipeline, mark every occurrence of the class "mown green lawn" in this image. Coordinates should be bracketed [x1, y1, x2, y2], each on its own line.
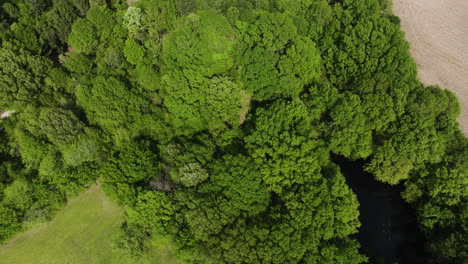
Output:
[0, 184, 179, 264]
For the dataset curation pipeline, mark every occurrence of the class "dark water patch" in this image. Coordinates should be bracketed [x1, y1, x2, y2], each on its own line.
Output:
[333, 156, 427, 264]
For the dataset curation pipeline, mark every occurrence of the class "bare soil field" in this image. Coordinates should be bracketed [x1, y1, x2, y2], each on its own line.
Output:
[393, 0, 468, 135]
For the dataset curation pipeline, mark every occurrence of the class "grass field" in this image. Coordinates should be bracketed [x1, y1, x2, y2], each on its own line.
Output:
[0, 184, 180, 264]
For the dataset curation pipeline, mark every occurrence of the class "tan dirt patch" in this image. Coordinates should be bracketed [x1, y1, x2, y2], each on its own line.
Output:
[239, 90, 252, 125]
[126, 0, 139, 6]
[393, 0, 468, 135]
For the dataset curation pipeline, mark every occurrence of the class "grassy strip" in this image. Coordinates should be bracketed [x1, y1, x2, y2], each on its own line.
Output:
[0, 184, 179, 264]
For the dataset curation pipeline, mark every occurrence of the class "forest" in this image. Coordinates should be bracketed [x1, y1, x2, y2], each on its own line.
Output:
[0, 0, 466, 263]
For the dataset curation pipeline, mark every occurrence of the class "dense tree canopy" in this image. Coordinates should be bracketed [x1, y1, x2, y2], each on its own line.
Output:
[238, 11, 322, 100]
[0, 0, 466, 263]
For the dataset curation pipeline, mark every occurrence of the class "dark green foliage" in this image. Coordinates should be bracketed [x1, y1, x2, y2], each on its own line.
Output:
[35, 3, 75, 52]
[10, 22, 43, 53]
[36, 107, 84, 145]
[208, 155, 270, 216]
[367, 86, 460, 184]
[118, 140, 159, 183]
[319, 0, 419, 142]
[99, 140, 160, 204]
[161, 134, 216, 186]
[139, 0, 176, 41]
[169, 160, 363, 263]
[63, 52, 94, 73]
[75, 76, 147, 141]
[402, 132, 468, 263]
[15, 0, 91, 54]
[0, 42, 52, 109]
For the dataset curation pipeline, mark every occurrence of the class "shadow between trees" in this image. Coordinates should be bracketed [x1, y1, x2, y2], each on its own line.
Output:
[333, 155, 428, 264]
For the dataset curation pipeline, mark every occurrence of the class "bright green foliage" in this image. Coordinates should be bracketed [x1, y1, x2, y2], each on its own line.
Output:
[123, 7, 143, 37]
[317, 239, 368, 264]
[0, 205, 21, 241]
[367, 85, 459, 184]
[118, 141, 159, 183]
[238, 11, 297, 51]
[124, 38, 145, 65]
[3, 179, 31, 211]
[246, 99, 327, 193]
[141, 0, 177, 33]
[140, 0, 177, 38]
[200, 77, 243, 129]
[126, 191, 175, 234]
[62, 129, 104, 167]
[164, 72, 241, 133]
[130, 0, 177, 63]
[365, 143, 414, 185]
[12, 126, 49, 170]
[238, 11, 322, 100]
[274, 0, 314, 14]
[163, 10, 235, 76]
[37, 151, 63, 182]
[87, 7, 115, 38]
[177, 162, 209, 187]
[160, 70, 205, 134]
[327, 92, 372, 159]
[134, 64, 160, 92]
[68, 18, 97, 54]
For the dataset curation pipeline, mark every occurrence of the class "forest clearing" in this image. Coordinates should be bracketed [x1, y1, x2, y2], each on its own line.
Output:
[0, 185, 125, 263]
[0, 184, 178, 264]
